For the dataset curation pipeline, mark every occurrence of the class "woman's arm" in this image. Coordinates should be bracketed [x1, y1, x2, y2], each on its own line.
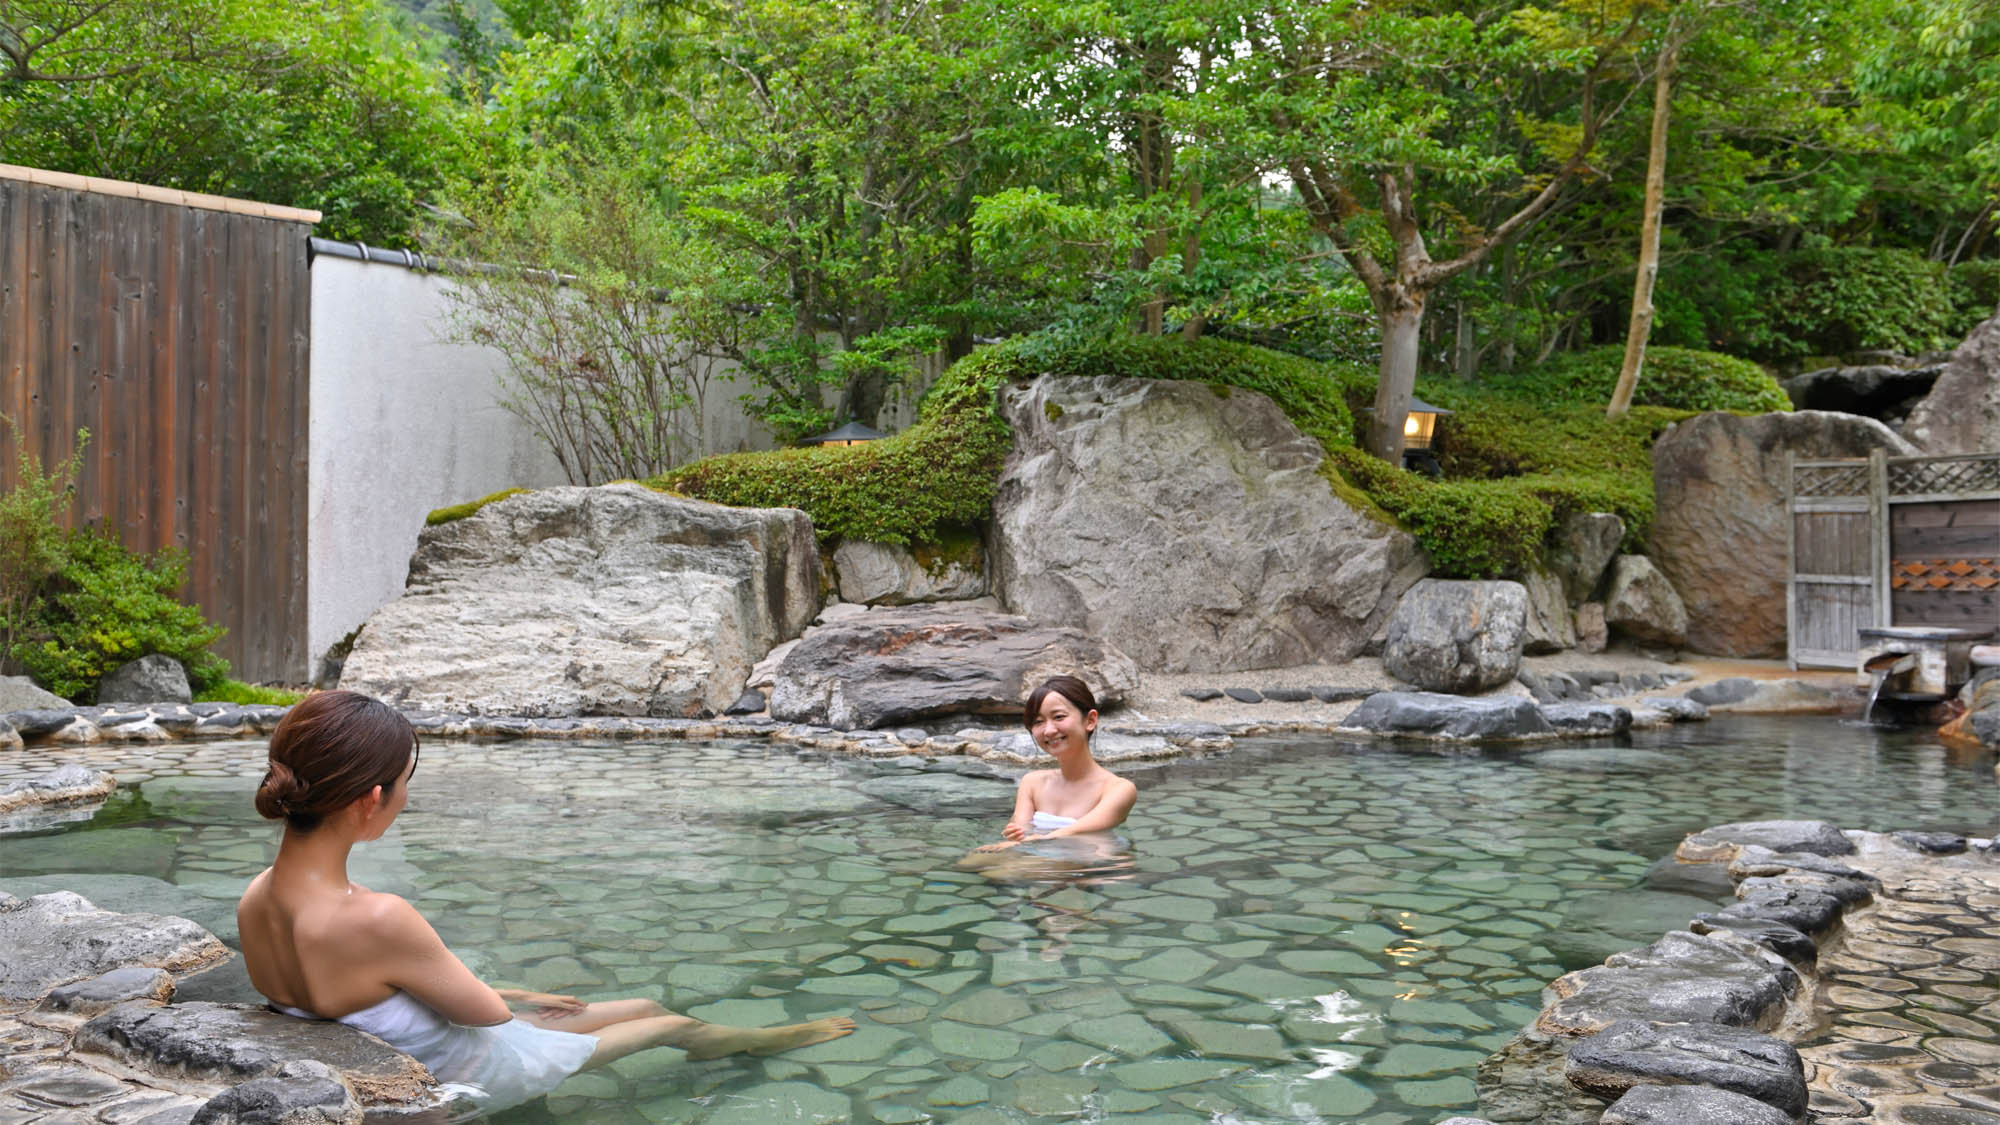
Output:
[999, 773, 1040, 841]
[358, 894, 512, 1027]
[1031, 777, 1137, 838]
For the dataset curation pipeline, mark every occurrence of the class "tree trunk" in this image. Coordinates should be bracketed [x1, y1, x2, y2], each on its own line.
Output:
[1369, 298, 1426, 463]
[1608, 28, 1679, 418]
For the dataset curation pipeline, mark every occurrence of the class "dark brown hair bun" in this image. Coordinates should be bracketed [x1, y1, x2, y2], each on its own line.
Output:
[257, 691, 418, 832]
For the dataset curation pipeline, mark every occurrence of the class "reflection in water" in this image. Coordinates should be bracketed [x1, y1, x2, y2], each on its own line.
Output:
[960, 832, 1139, 957]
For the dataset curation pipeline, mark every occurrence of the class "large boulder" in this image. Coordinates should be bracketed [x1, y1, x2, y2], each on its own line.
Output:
[989, 376, 1423, 673]
[0, 891, 229, 1003]
[1648, 411, 1917, 657]
[1783, 363, 1942, 422]
[0, 674, 68, 710]
[1603, 556, 1688, 648]
[339, 484, 818, 718]
[768, 603, 1140, 729]
[1382, 579, 1528, 692]
[1518, 568, 1577, 654]
[1339, 691, 1553, 741]
[1902, 307, 2000, 453]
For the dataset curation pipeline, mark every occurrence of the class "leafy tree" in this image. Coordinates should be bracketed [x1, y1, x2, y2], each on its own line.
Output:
[0, 0, 466, 244]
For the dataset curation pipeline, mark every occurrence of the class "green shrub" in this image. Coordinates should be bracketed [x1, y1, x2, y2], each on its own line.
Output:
[657, 335, 1353, 546]
[15, 531, 229, 702]
[196, 679, 303, 706]
[1953, 259, 2000, 327]
[426, 488, 530, 526]
[1485, 346, 1789, 414]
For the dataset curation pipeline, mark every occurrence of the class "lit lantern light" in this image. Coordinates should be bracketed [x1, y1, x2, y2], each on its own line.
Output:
[799, 421, 889, 447]
[1399, 396, 1453, 476]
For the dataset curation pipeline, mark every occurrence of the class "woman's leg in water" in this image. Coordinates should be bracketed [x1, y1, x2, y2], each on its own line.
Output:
[517, 999, 855, 1066]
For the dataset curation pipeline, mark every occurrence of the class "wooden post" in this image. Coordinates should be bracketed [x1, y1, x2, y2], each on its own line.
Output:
[1784, 453, 1797, 670]
[1869, 448, 1891, 629]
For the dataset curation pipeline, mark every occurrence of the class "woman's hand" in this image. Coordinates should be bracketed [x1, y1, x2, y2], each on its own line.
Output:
[498, 989, 587, 1016]
[973, 840, 1021, 853]
[1002, 821, 1028, 841]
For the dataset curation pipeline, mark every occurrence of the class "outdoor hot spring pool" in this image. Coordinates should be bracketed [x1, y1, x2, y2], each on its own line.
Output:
[3, 717, 1995, 1123]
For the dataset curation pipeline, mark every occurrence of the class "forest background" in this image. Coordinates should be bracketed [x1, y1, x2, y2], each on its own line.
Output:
[4, 0, 1998, 455]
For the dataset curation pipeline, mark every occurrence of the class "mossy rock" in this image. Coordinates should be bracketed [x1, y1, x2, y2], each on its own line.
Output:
[425, 488, 530, 526]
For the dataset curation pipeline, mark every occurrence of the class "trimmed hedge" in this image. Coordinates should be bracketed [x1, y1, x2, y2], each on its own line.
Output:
[656, 335, 1353, 546]
[657, 333, 1771, 579]
[1483, 346, 1790, 414]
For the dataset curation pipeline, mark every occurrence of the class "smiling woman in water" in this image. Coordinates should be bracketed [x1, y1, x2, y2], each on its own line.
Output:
[972, 675, 1138, 854]
[236, 690, 853, 1112]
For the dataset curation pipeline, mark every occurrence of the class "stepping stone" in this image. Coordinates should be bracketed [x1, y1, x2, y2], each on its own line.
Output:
[1600, 1084, 1795, 1125]
[1565, 1019, 1806, 1117]
[1180, 688, 1223, 702]
[1222, 688, 1262, 704]
[1263, 688, 1312, 703]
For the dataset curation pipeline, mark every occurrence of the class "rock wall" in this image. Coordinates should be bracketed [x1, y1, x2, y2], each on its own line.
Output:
[989, 376, 1424, 674]
[339, 484, 818, 717]
[1648, 411, 1916, 657]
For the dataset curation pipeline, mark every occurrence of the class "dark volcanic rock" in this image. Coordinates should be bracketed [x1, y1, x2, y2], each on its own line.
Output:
[724, 689, 766, 716]
[1892, 829, 1968, 854]
[1263, 687, 1312, 703]
[1783, 363, 1941, 418]
[1223, 687, 1263, 704]
[1687, 915, 1818, 966]
[1678, 820, 1854, 862]
[191, 1060, 362, 1125]
[1598, 1082, 1798, 1125]
[1566, 1020, 1806, 1117]
[75, 1002, 433, 1106]
[41, 966, 175, 1014]
[1538, 930, 1797, 1037]
[1339, 692, 1553, 741]
[1180, 687, 1223, 702]
[1707, 886, 1848, 935]
[768, 603, 1139, 729]
[1540, 702, 1633, 736]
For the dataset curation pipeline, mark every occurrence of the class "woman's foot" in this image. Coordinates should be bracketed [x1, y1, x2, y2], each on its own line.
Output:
[685, 1016, 857, 1059]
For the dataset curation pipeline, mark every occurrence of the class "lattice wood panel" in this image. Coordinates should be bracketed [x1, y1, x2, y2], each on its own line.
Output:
[1795, 463, 1872, 498]
[1888, 456, 2000, 497]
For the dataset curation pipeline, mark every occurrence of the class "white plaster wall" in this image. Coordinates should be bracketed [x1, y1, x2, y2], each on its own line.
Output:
[308, 256, 571, 674]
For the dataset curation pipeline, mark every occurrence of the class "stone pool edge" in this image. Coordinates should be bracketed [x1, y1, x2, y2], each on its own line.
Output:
[1466, 820, 2000, 1124]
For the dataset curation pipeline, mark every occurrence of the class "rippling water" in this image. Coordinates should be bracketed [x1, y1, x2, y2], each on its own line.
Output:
[2, 717, 1993, 1123]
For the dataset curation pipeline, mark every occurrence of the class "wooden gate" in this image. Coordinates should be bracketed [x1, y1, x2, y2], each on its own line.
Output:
[1788, 454, 1885, 668]
[1788, 450, 2000, 668]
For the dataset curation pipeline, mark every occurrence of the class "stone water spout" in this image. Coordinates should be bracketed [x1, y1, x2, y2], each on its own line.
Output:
[1860, 650, 1916, 723]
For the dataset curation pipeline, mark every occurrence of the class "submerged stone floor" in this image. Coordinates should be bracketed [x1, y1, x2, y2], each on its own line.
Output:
[1798, 844, 2000, 1123]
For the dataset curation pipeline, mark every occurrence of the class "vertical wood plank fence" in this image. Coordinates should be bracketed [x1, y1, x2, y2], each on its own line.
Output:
[1788, 450, 2000, 668]
[0, 168, 318, 683]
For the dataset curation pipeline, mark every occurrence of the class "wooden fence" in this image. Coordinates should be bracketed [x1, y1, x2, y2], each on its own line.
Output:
[1788, 450, 2000, 668]
[0, 167, 319, 683]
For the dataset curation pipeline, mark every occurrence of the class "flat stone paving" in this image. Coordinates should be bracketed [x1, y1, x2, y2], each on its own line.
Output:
[1800, 844, 2000, 1124]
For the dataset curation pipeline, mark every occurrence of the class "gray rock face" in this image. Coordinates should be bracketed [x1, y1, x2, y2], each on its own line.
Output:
[340, 484, 819, 718]
[1638, 695, 1709, 721]
[1552, 512, 1626, 604]
[1598, 1083, 1797, 1125]
[1537, 930, 1798, 1037]
[1903, 308, 2000, 453]
[192, 1060, 362, 1125]
[1575, 602, 1608, 654]
[768, 603, 1140, 729]
[1518, 568, 1576, 654]
[76, 1003, 433, 1106]
[833, 539, 987, 605]
[1677, 820, 1855, 863]
[1339, 691, 1553, 741]
[0, 673, 69, 710]
[989, 375, 1423, 673]
[97, 655, 192, 705]
[0, 892, 228, 1003]
[1649, 411, 1917, 656]
[1565, 1020, 1806, 1118]
[1382, 580, 1528, 692]
[42, 966, 176, 1014]
[1603, 556, 1688, 648]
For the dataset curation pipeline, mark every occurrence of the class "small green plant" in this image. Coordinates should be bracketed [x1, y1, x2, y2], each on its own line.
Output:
[195, 679, 303, 706]
[426, 488, 530, 526]
[1485, 347, 1790, 414]
[0, 422, 86, 671]
[16, 530, 229, 702]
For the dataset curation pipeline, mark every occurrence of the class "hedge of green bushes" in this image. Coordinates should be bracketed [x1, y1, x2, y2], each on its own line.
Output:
[657, 333, 1787, 578]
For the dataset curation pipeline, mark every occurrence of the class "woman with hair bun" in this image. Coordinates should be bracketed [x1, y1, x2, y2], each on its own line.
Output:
[972, 675, 1138, 854]
[237, 690, 853, 1112]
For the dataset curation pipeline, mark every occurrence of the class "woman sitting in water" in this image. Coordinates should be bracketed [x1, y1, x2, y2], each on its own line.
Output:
[236, 691, 853, 1112]
[974, 675, 1137, 853]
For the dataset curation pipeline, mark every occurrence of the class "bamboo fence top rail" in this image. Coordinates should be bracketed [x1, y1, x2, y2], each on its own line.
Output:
[0, 163, 322, 225]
